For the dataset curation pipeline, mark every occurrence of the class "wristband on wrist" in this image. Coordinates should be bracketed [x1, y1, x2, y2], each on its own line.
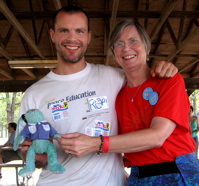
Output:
[97, 135, 104, 156]
[102, 136, 109, 153]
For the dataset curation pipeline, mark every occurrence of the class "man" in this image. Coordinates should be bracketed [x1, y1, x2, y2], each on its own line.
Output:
[0, 122, 21, 178]
[18, 6, 178, 186]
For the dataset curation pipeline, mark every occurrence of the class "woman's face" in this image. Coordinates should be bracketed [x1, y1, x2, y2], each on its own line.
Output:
[113, 25, 147, 72]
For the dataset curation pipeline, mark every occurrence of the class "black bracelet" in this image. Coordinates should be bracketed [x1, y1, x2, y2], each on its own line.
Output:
[97, 135, 104, 156]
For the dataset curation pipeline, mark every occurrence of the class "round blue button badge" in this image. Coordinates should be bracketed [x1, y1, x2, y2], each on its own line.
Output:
[143, 87, 153, 100]
[149, 92, 159, 105]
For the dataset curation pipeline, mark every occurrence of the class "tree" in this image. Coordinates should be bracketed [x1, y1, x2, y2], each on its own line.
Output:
[190, 90, 199, 116]
[6, 92, 16, 122]
[0, 92, 23, 138]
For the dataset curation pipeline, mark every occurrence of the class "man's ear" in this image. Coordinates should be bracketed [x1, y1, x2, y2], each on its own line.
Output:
[88, 31, 92, 44]
[49, 28, 55, 43]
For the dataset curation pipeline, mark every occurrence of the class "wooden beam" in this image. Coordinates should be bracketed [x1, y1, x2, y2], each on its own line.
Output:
[194, 19, 199, 27]
[21, 69, 37, 80]
[144, 0, 150, 29]
[29, 0, 38, 45]
[0, 11, 198, 20]
[0, 45, 14, 60]
[103, 19, 109, 65]
[53, 0, 62, 10]
[105, 0, 120, 65]
[192, 70, 199, 78]
[3, 25, 14, 47]
[0, 53, 197, 60]
[190, 62, 199, 78]
[184, 78, 199, 90]
[38, 1, 56, 56]
[8, 60, 58, 69]
[177, 0, 187, 45]
[150, 0, 178, 41]
[0, 78, 198, 93]
[46, 21, 56, 56]
[166, 20, 178, 48]
[0, 0, 45, 59]
[103, 0, 109, 65]
[179, 58, 199, 73]
[0, 68, 14, 80]
[18, 34, 31, 57]
[37, 21, 46, 46]
[109, 0, 120, 33]
[167, 26, 199, 61]
[149, 24, 166, 68]
[0, 80, 37, 92]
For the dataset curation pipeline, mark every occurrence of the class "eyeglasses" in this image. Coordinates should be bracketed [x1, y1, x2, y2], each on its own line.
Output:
[112, 39, 141, 52]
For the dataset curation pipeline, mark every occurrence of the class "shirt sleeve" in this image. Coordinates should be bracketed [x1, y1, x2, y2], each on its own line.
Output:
[7, 132, 15, 146]
[48, 123, 58, 137]
[153, 73, 190, 134]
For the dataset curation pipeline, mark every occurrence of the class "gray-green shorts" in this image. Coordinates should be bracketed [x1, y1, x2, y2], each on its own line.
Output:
[2, 149, 21, 163]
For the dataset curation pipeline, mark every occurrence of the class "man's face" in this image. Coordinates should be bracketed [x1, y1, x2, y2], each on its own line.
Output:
[7, 124, 14, 133]
[50, 12, 91, 64]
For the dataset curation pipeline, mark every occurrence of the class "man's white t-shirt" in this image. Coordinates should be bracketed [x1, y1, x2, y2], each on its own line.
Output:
[19, 63, 126, 186]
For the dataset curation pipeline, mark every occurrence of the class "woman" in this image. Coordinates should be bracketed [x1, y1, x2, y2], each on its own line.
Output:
[109, 19, 199, 185]
[58, 19, 199, 185]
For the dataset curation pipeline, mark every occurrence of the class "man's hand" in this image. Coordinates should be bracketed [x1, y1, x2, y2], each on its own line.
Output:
[151, 61, 178, 78]
[20, 139, 48, 167]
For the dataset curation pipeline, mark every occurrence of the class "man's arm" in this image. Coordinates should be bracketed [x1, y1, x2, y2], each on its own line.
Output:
[20, 139, 49, 168]
[1, 133, 15, 147]
[0, 142, 9, 147]
[151, 61, 178, 78]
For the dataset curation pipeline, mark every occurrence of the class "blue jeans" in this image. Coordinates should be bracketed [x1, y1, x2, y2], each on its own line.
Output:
[127, 153, 199, 186]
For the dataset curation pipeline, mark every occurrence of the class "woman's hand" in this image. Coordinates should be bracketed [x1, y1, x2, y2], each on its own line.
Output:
[57, 133, 100, 158]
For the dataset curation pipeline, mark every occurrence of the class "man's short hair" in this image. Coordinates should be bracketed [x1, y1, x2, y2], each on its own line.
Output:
[8, 122, 17, 131]
[52, 5, 90, 31]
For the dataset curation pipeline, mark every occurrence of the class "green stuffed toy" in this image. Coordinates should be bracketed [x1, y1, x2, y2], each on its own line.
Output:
[14, 109, 66, 177]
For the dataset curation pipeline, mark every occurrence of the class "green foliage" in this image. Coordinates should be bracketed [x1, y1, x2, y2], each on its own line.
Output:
[190, 90, 199, 116]
[0, 94, 7, 124]
[0, 92, 24, 126]
[14, 92, 24, 120]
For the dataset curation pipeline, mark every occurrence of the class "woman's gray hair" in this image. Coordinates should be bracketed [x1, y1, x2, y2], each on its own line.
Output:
[109, 19, 151, 57]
